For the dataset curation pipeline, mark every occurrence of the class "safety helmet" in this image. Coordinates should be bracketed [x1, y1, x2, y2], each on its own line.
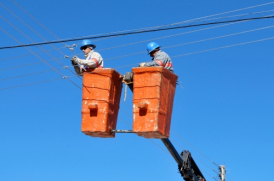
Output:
[80, 40, 96, 50]
[147, 42, 160, 53]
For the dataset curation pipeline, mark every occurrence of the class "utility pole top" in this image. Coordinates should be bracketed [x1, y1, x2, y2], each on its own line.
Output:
[219, 165, 226, 181]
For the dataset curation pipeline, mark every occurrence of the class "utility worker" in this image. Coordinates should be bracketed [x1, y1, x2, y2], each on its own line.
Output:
[139, 42, 173, 72]
[71, 40, 103, 75]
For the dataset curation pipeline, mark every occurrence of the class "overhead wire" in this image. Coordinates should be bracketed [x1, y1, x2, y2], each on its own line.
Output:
[1, 2, 272, 180]
[0, 76, 69, 91]
[169, 137, 219, 174]
[97, 21, 242, 53]
[171, 130, 219, 167]
[164, 24, 274, 49]
[0, 21, 235, 71]
[0, 57, 65, 72]
[172, 36, 274, 58]
[72, 10, 274, 55]
[1, 8, 273, 64]
[0, 3, 81, 79]
[0, 68, 64, 82]
[103, 24, 274, 62]
[0, 37, 114, 63]
[154, 72, 220, 172]
[2, 22, 273, 73]
[1, 14, 274, 49]
[119, 99, 219, 180]
[1, 9, 272, 63]
[25, 1, 274, 47]
[0, 63, 141, 91]
[41, 1, 274, 41]
[0, 22, 81, 90]
[0, 46, 67, 62]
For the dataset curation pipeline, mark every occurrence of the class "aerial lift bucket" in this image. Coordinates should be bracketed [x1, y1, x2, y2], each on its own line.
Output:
[81, 68, 123, 138]
[132, 67, 178, 138]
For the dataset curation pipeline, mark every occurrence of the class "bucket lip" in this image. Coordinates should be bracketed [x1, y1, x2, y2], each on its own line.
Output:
[132, 67, 164, 72]
[83, 68, 123, 76]
[132, 67, 178, 77]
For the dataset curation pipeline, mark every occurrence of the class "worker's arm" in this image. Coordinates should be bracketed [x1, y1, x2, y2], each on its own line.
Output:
[74, 52, 103, 68]
[73, 57, 97, 68]
[71, 59, 83, 76]
[140, 52, 166, 67]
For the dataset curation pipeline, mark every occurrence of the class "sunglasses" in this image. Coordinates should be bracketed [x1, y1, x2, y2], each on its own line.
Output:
[81, 46, 88, 50]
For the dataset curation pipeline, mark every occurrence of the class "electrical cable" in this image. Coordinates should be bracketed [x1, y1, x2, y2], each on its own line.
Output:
[119, 99, 219, 180]
[25, 1, 274, 46]
[1, 14, 274, 50]
[0, 76, 68, 91]
[164, 24, 274, 49]
[0, 56, 66, 72]
[0, 69, 54, 82]
[104, 24, 274, 62]
[97, 21, 241, 53]
[0, 35, 115, 63]
[172, 36, 274, 58]
[0, 3, 81, 79]
[0, 46, 67, 62]
[2, 23, 273, 73]
[171, 130, 219, 167]
[169, 137, 219, 174]
[2, 24, 273, 73]
[0, 25, 81, 90]
[1, 9, 272, 63]
[0, 63, 140, 91]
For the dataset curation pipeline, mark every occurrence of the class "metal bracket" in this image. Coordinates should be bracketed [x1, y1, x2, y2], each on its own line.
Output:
[111, 129, 134, 133]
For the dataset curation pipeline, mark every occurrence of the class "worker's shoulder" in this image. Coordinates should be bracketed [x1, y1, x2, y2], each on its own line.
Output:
[155, 50, 170, 58]
[159, 50, 169, 56]
[92, 51, 103, 57]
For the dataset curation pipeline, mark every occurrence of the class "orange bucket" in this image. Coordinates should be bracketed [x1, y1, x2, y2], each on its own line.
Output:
[81, 68, 123, 138]
[132, 67, 178, 138]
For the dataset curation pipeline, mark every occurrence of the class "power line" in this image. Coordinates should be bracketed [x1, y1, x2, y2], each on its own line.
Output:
[0, 63, 139, 91]
[105, 24, 274, 61]
[0, 3, 81, 79]
[0, 76, 67, 91]
[1, 15, 274, 50]
[97, 21, 241, 53]
[171, 1, 274, 24]
[0, 47, 67, 62]
[169, 137, 219, 174]
[164, 24, 274, 49]
[0, 24, 81, 90]
[171, 130, 219, 167]
[1, 9, 271, 62]
[172, 36, 274, 58]
[23, 1, 274, 47]
[0, 69, 64, 82]
[2, 24, 273, 72]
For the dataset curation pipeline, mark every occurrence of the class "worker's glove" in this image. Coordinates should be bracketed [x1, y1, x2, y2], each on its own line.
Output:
[139, 62, 146, 67]
[71, 56, 78, 61]
[123, 72, 133, 83]
[70, 56, 78, 65]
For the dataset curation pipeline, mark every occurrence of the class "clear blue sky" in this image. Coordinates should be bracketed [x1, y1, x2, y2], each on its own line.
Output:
[1, 0, 274, 180]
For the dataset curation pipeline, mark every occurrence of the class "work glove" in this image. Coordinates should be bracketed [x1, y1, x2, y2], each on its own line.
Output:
[139, 62, 146, 67]
[70, 56, 78, 65]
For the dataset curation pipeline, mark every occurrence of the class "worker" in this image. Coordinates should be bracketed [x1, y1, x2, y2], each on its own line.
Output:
[71, 39, 103, 75]
[139, 42, 173, 72]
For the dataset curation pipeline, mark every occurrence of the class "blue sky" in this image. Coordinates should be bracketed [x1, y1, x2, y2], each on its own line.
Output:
[1, 0, 274, 180]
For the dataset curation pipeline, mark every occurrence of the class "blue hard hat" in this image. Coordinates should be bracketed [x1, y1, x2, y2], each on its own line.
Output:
[80, 40, 96, 50]
[147, 42, 160, 53]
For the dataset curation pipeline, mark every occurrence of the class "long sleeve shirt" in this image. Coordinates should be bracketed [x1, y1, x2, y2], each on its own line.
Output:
[144, 50, 173, 72]
[75, 50, 103, 68]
